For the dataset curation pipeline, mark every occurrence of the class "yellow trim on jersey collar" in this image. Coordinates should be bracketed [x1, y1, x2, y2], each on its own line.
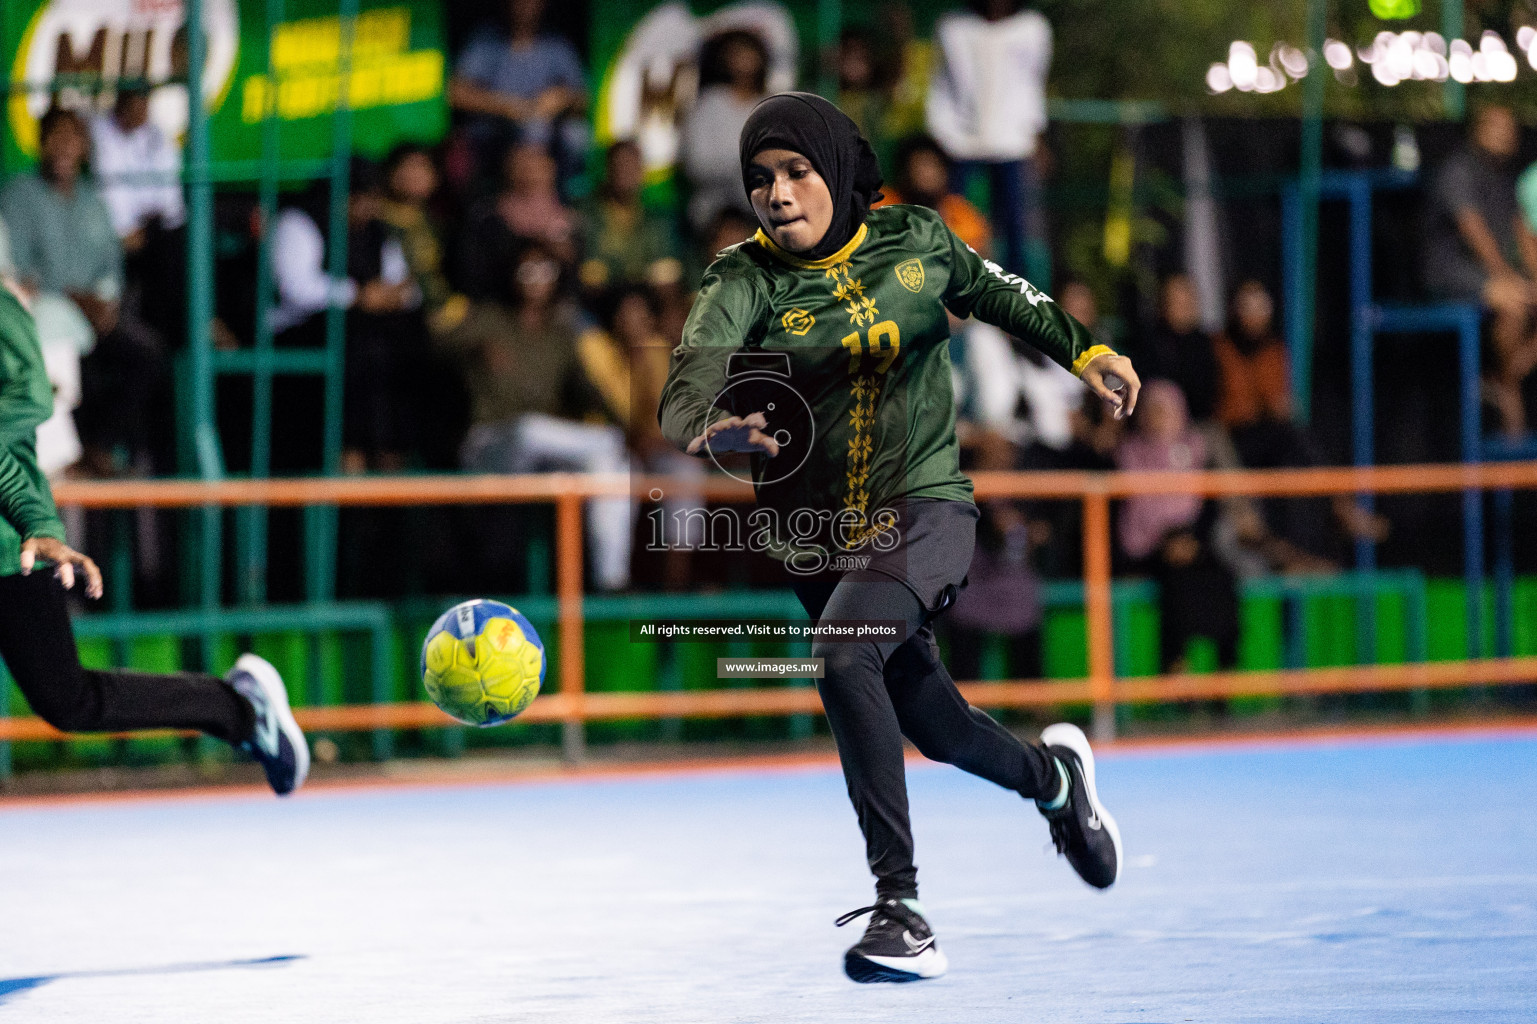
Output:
[752, 222, 869, 269]
[1071, 344, 1118, 378]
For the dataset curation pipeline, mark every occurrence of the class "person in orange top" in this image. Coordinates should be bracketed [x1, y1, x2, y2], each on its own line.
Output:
[1215, 279, 1387, 550]
[873, 134, 992, 255]
[1214, 279, 1292, 432]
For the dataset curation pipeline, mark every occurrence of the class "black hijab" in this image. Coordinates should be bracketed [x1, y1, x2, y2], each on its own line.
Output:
[738, 92, 883, 262]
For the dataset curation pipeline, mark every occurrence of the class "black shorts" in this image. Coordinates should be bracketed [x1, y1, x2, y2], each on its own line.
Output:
[793, 497, 979, 622]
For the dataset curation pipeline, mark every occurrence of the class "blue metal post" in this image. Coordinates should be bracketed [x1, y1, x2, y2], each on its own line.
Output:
[1281, 185, 1308, 425]
[1459, 315, 1484, 658]
[1493, 488, 1514, 658]
[1344, 175, 1377, 665]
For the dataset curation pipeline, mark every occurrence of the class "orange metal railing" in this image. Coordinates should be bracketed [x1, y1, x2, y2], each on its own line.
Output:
[0, 462, 1533, 747]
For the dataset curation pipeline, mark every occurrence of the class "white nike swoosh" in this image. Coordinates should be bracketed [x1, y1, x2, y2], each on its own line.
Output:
[902, 930, 935, 954]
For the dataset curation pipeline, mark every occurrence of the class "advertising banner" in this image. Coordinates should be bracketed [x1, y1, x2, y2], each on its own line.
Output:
[3, 0, 446, 174]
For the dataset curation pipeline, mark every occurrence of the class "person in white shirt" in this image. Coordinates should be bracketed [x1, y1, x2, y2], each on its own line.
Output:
[90, 87, 185, 253]
[926, 0, 1052, 285]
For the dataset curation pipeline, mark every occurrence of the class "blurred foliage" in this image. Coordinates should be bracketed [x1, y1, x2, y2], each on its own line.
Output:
[1041, 0, 1537, 121]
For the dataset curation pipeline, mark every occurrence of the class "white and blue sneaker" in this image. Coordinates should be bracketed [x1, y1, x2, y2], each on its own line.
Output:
[228, 653, 309, 796]
[835, 897, 948, 983]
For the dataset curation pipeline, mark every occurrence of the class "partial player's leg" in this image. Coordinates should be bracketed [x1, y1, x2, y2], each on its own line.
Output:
[793, 573, 948, 983]
[0, 571, 309, 795]
[885, 623, 1056, 796]
[884, 625, 1122, 889]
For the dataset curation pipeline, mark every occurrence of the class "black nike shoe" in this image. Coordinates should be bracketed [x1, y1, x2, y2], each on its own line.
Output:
[1036, 722, 1122, 889]
[835, 897, 948, 983]
[228, 653, 309, 796]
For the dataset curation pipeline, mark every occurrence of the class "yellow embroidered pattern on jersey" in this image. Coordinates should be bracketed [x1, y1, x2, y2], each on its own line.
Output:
[828, 260, 878, 328]
[829, 257, 883, 542]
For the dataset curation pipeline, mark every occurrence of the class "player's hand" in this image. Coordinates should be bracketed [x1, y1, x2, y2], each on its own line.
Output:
[1080, 352, 1141, 420]
[20, 537, 103, 600]
[686, 412, 781, 458]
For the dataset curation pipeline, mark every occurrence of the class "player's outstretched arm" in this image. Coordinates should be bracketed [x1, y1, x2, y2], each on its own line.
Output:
[934, 212, 1138, 418]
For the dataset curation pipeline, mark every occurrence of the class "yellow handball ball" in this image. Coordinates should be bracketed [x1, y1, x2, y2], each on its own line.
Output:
[421, 600, 546, 726]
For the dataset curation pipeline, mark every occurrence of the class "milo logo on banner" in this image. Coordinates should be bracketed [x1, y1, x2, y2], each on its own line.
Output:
[4, 0, 240, 161]
[2, 0, 445, 171]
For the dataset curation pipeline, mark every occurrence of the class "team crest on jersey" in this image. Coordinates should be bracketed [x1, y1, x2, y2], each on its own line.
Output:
[781, 308, 816, 335]
[895, 258, 925, 293]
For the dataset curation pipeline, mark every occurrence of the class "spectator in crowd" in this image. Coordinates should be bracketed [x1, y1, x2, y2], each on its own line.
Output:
[1115, 380, 1240, 672]
[578, 140, 683, 297]
[456, 141, 579, 300]
[1213, 278, 1387, 553]
[379, 143, 468, 335]
[341, 160, 426, 474]
[1136, 273, 1220, 424]
[449, 0, 588, 188]
[0, 105, 159, 477]
[680, 30, 769, 239]
[89, 85, 199, 368]
[945, 430, 1043, 682]
[874, 134, 991, 254]
[267, 162, 417, 471]
[377, 144, 473, 470]
[270, 164, 417, 349]
[878, 3, 933, 153]
[577, 284, 704, 588]
[1426, 103, 1537, 436]
[682, 208, 759, 299]
[1058, 277, 1118, 351]
[90, 86, 184, 254]
[439, 243, 632, 592]
[835, 28, 899, 176]
[926, 0, 1053, 280]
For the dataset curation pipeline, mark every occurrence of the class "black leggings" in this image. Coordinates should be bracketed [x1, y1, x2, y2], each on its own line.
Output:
[0, 571, 253, 744]
[793, 572, 1058, 900]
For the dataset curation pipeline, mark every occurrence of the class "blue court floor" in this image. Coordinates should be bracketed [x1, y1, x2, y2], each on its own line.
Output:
[0, 732, 1532, 1023]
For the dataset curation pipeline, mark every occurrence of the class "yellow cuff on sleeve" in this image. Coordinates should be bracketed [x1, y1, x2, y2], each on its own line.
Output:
[1071, 344, 1118, 378]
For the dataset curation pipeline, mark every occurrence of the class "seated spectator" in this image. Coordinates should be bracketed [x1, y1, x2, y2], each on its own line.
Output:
[835, 27, 899, 175]
[577, 284, 704, 588]
[379, 143, 467, 334]
[1214, 279, 1386, 553]
[438, 244, 632, 592]
[578, 140, 683, 297]
[945, 430, 1043, 681]
[342, 160, 427, 474]
[90, 85, 202, 376]
[1136, 273, 1220, 424]
[1115, 381, 1240, 672]
[1425, 103, 1537, 436]
[680, 30, 769, 239]
[266, 162, 417, 472]
[448, 0, 588, 189]
[1057, 277, 1118, 351]
[90, 86, 184, 255]
[270, 163, 417, 348]
[0, 105, 160, 477]
[874, 134, 991, 254]
[457, 141, 579, 300]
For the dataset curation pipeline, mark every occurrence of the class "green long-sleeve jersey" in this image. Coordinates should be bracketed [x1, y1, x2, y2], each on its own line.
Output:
[658, 203, 1112, 554]
[0, 287, 66, 576]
